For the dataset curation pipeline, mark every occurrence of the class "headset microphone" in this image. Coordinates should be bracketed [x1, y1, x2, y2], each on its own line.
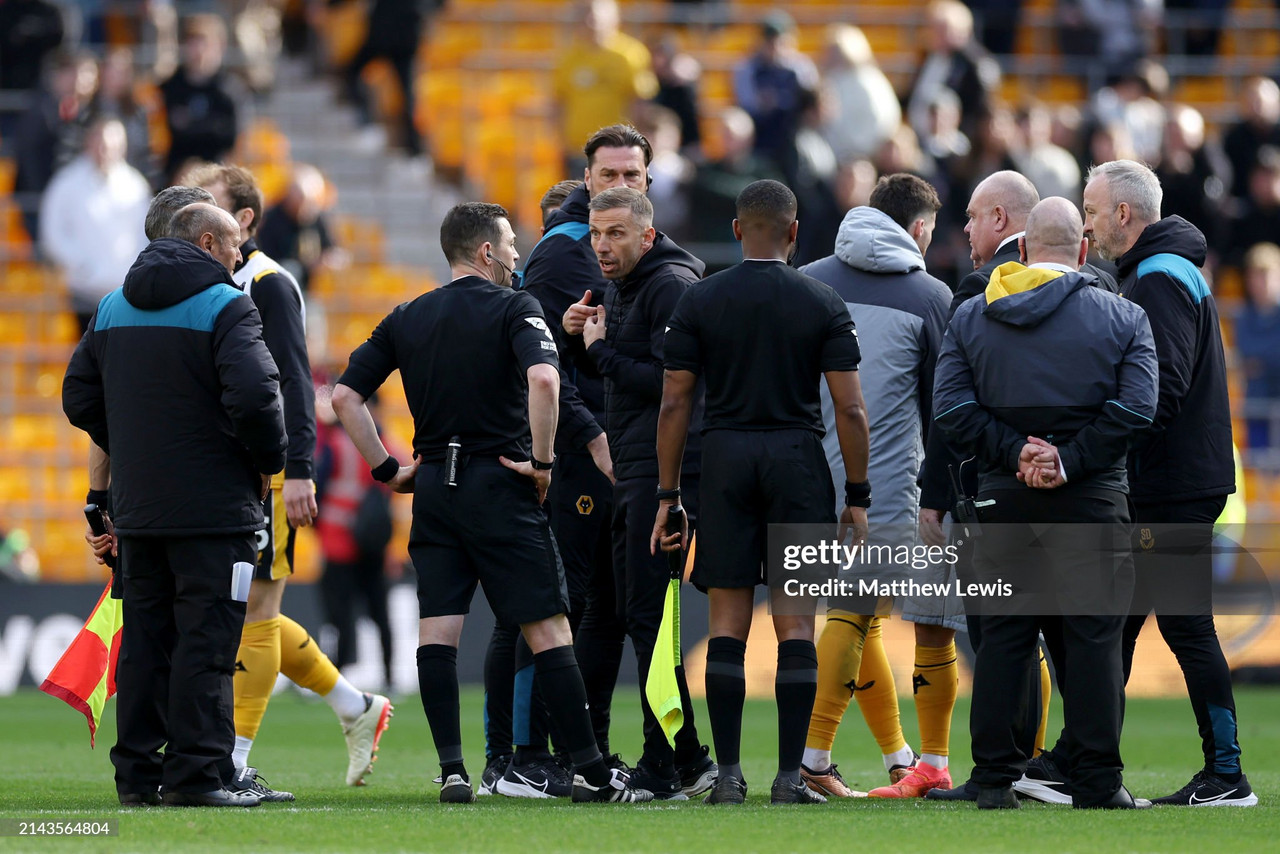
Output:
[487, 251, 515, 278]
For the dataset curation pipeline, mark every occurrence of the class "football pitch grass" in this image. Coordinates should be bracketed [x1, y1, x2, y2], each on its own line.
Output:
[0, 687, 1276, 853]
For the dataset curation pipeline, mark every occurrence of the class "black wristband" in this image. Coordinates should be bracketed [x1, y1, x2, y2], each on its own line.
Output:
[86, 488, 111, 513]
[530, 457, 554, 471]
[655, 487, 682, 502]
[845, 480, 872, 509]
[371, 456, 400, 483]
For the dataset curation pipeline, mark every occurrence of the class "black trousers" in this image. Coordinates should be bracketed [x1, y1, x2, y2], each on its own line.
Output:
[612, 474, 701, 768]
[320, 550, 392, 685]
[344, 39, 422, 155]
[1123, 495, 1240, 776]
[968, 488, 1130, 805]
[111, 534, 252, 795]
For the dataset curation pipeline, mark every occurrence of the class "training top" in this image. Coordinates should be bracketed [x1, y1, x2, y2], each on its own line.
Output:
[338, 275, 560, 462]
[664, 260, 861, 434]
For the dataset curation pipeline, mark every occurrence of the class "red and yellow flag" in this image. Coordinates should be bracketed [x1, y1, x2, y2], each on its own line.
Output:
[38, 580, 123, 747]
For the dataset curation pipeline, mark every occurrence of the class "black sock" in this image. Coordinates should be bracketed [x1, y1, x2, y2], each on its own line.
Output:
[483, 623, 518, 760]
[704, 636, 747, 773]
[417, 644, 464, 777]
[533, 644, 607, 787]
[776, 639, 818, 780]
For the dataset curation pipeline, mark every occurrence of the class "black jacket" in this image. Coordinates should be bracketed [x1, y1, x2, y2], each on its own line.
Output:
[520, 184, 606, 455]
[922, 238, 1120, 509]
[63, 238, 287, 536]
[1116, 216, 1235, 503]
[934, 265, 1158, 495]
[585, 232, 704, 480]
[159, 67, 239, 175]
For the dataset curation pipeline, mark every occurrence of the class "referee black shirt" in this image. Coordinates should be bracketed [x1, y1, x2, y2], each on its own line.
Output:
[338, 275, 560, 462]
[664, 260, 862, 430]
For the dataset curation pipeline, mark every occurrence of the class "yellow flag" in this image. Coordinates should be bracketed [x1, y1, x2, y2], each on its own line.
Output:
[645, 577, 683, 746]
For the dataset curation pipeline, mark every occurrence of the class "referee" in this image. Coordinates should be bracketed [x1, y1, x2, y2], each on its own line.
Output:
[652, 180, 870, 805]
[331, 202, 651, 804]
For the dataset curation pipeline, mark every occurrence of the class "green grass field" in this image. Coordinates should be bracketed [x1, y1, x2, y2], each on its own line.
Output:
[0, 687, 1276, 853]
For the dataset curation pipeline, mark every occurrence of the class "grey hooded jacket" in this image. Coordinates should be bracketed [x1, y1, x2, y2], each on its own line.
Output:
[801, 207, 951, 525]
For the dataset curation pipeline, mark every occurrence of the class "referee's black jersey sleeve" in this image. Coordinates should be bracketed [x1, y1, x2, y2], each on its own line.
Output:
[664, 260, 860, 434]
[505, 290, 561, 373]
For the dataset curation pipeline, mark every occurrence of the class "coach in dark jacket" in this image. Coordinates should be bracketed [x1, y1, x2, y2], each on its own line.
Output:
[565, 186, 713, 796]
[63, 203, 286, 808]
[933, 197, 1157, 810]
[1080, 160, 1255, 807]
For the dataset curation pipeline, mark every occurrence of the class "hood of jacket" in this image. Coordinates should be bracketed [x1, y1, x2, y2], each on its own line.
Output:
[834, 206, 925, 274]
[619, 231, 705, 289]
[1116, 215, 1207, 279]
[983, 262, 1091, 328]
[122, 237, 236, 310]
[544, 183, 591, 231]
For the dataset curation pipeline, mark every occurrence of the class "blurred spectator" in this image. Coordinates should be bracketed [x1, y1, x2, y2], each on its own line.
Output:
[314, 383, 395, 686]
[635, 104, 694, 241]
[1236, 243, 1280, 458]
[1013, 101, 1081, 202]
[905, 0, 999, 142]
[649, 34, 703, 156]
[540, 179, 583, 232]
[1226, 148, 1280, 268]
[1086, 122, 1138, 170]
[955, 104, 1018, 193]
[0, 525, 38, 582]
[921, 87, 972, 165]
[819, 24, 901, 163]
[159, 14, 240, 181]
[92, 47, 158, 186]
[1223, 77, 1280, 204]
[687, 106, 781, 246]
[1155, 104, 1229, 255]
[963, 0, 1020, 56]
[1089, 59, 1168, 164]
[232, 0, 284, 94]
[258, 163, 348, 292]
[793, 88, 841, 264]
[337, 0, 426, 158]
[38, 117, 149, 332]
[553, 0, 656, 172]
[732, 10, 818, 182]
[1165, 0, 1228, 56]
[1057, 0, 1161, 80]
[0, 0, 65, 91]
[14, 50, 98, 243]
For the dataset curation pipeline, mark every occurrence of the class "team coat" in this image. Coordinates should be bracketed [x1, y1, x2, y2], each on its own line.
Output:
[62, 237, 287, 535]
[802, 206, 951, 525]
[520, 183, 607, 454]
[933, 263, 1159, 495]
[1115, 216, 1235, 503]
[585, 231, 705, 480]
[235, 238, 315, 484]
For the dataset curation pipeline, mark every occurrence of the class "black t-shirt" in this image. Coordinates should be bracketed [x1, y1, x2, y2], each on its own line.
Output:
[664, 260, 860, 434]
[338, 276, 560, 461]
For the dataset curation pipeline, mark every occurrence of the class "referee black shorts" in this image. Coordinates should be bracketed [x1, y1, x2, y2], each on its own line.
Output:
[691, 428, 835, 591]
[409, 459, 569, 626]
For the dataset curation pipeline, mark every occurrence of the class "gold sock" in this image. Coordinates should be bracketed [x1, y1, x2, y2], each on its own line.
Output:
[913, 641, 958, 758]
[1035, 647, 1051, 754]
[806, 612, 872, 751]
[278, 614, 340, 697]
[234, 617, 281, 740]
[854, 618, 907, 755]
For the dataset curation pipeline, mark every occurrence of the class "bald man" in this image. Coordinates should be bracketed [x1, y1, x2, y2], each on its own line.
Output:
[932, 197, 1158, 809]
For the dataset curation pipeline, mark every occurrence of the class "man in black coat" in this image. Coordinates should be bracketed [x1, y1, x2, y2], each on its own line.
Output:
[562, 186, 715, 799]
[64, 203, 287, 807]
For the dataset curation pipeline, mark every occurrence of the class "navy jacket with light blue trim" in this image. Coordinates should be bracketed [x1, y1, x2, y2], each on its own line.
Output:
[519, 184, 607, 455]
[933, 269, 1159, 495]
[1116, 216, 1235, 503]
[63, 238, 287, 536]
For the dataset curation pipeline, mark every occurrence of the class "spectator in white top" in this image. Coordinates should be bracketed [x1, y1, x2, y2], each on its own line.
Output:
[819, 24, 900, 162]
[39, 117, 150, 333]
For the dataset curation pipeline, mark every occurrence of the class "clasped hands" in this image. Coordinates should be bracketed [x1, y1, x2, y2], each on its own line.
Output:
[1017, 436, 1066, 489]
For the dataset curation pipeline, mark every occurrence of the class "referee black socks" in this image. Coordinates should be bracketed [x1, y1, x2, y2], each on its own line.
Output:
[417, 644, 465, 777]
[533, 645, 609, 787]
[705, 636, 747, 775]
[776, 639, 819, 784]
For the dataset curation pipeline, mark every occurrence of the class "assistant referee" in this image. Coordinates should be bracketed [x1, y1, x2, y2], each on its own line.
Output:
[651, 180, 871, 805]
[331, 202, 651, 805]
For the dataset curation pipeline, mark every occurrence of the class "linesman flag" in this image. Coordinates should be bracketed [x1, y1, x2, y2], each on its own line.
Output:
[39, 579, 122, 747]
[646, 506, 686, 747]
